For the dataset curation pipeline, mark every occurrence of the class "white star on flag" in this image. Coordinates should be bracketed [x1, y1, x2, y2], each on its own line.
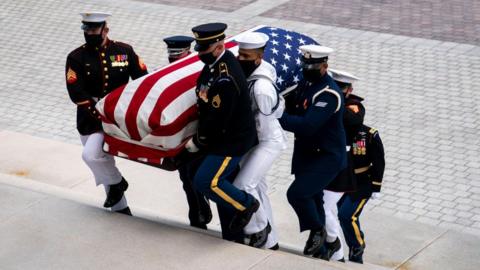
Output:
[277, 76, 284, 85]
[254, 26, 319, 90]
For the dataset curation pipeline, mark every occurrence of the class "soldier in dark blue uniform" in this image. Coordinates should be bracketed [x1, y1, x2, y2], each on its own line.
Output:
[65, 12, 148, 215]
[279, 45, 347, 256]
[338, 125, 385, 264]
[185, 23, 260, 237]
[163, 35, 212, 230]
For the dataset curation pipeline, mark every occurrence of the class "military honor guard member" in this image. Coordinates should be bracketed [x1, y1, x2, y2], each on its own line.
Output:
[163, 35, 213, 230]
[338, 122, 385, 264]
[65, 12, 148, 215]
[233, 32, 287, 249]
[185, 23, 260, 236]
[316, 69, 362, 261]
[279, 45, 347, 256]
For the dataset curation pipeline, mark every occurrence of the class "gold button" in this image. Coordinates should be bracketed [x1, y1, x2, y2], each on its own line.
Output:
[104, 67, 108, 71]
[101, 53, 105, 57]
[103, 60, 107, 64]
[105, 75, 109, 79]
[87, 72, 90, 75]
[120, 69, 123, 72]
[104, 83, 108, 86]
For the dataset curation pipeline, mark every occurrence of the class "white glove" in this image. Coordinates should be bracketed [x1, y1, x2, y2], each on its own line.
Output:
[185, 138, 199, 153]
[370, 192, 381, 200]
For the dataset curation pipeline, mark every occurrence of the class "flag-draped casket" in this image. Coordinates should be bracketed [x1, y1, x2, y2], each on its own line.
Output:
[96, 25, 318, 168]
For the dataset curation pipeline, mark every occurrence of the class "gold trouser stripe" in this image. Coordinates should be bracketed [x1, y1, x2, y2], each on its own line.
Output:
[372, 181, 382, 186]
[354, 166, 370, 174]
[352, 199, 367, 246]
[195, 32, 225, 41]
[210, 157, 246, 211]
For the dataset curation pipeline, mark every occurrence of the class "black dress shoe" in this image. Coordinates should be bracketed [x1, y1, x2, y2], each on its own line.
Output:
[248, 222, 272, 248]
[190, 221, 208, 230]
[229, 198, 260, 233]
[303, 227, 327, 255]
[269, 243, 280, 250]
[349, 245, 365, 264]
[313, 237, 341, 260]
[116, 207, 132, 216]
[104, 178, 129, 208]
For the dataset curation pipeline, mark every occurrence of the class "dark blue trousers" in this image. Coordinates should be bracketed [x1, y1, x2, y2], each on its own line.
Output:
[194, 155, 253, 211]
[287, 171, 338, 232]
[338, 194, 369, 249]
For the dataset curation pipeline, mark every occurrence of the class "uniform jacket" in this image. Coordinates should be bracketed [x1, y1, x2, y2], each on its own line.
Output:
[65, 39, 148, 135]
[280, 73, 347, 174]
[193, 50, 257, 156]
[326, 94, 365, 192]
[350, 125, 385, 199]
[247, 61, 287, 148]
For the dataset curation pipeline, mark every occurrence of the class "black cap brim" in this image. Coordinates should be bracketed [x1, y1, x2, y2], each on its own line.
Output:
[194, 43, 210, 52]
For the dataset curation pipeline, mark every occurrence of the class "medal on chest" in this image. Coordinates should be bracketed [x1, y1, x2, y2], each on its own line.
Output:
[353, 138, 367, 155]
[110, 54, 129, 67]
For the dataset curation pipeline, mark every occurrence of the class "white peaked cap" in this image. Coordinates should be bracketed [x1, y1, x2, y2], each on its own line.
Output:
[80, 12, 112, 23]
[299, 45, 334, 60]
[235, 32, 270, 49]
[329, 68, 361, 84]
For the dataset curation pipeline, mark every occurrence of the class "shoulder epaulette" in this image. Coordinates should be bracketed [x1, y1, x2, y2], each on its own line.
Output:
[369, 127, 377, 134]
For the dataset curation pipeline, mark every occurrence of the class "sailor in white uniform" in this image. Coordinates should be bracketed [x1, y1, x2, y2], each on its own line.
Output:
[233, 32, 287, 249]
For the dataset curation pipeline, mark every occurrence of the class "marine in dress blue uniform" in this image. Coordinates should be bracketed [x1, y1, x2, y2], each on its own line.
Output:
[65, 12, 148, 215]
[338, 125, 385, 264]
[279, 45, 347, 256]
[185, 23, 260, 237]
[164, 35, 213, 230]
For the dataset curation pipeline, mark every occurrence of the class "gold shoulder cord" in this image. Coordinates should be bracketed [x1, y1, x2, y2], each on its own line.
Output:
[219, 62, 229, 76]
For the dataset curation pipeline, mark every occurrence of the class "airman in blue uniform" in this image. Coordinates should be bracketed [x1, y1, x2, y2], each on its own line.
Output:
[163, 35, 213, 230]
[279, 45, 347, 256]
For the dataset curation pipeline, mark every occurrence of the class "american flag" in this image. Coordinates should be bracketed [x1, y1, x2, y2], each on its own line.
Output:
[96, 25, 318, 167]
[255, 26, 318, 92]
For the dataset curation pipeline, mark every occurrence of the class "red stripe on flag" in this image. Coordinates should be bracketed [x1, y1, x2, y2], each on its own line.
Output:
[124, 55, 202, 141]
[148, 72, 200, 133]
[104, 134, 185, 159]
[103, 84, 127, 126]
[150, 105, 198, 136]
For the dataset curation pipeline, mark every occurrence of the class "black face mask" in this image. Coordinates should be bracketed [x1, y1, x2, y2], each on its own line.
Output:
[239, 60, 258, 78]
[198, 51, 217, 65]
[84, 32, 104, 48]
[302, 68, 320, 82]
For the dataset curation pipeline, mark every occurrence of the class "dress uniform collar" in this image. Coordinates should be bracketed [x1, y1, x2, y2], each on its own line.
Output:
[208, 50, 225, 69]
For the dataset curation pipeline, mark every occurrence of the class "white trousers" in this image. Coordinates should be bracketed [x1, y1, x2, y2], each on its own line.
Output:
[234, 142, 282, 248]
[80, 132, 128, 211]
[323, 190, 345, 260]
